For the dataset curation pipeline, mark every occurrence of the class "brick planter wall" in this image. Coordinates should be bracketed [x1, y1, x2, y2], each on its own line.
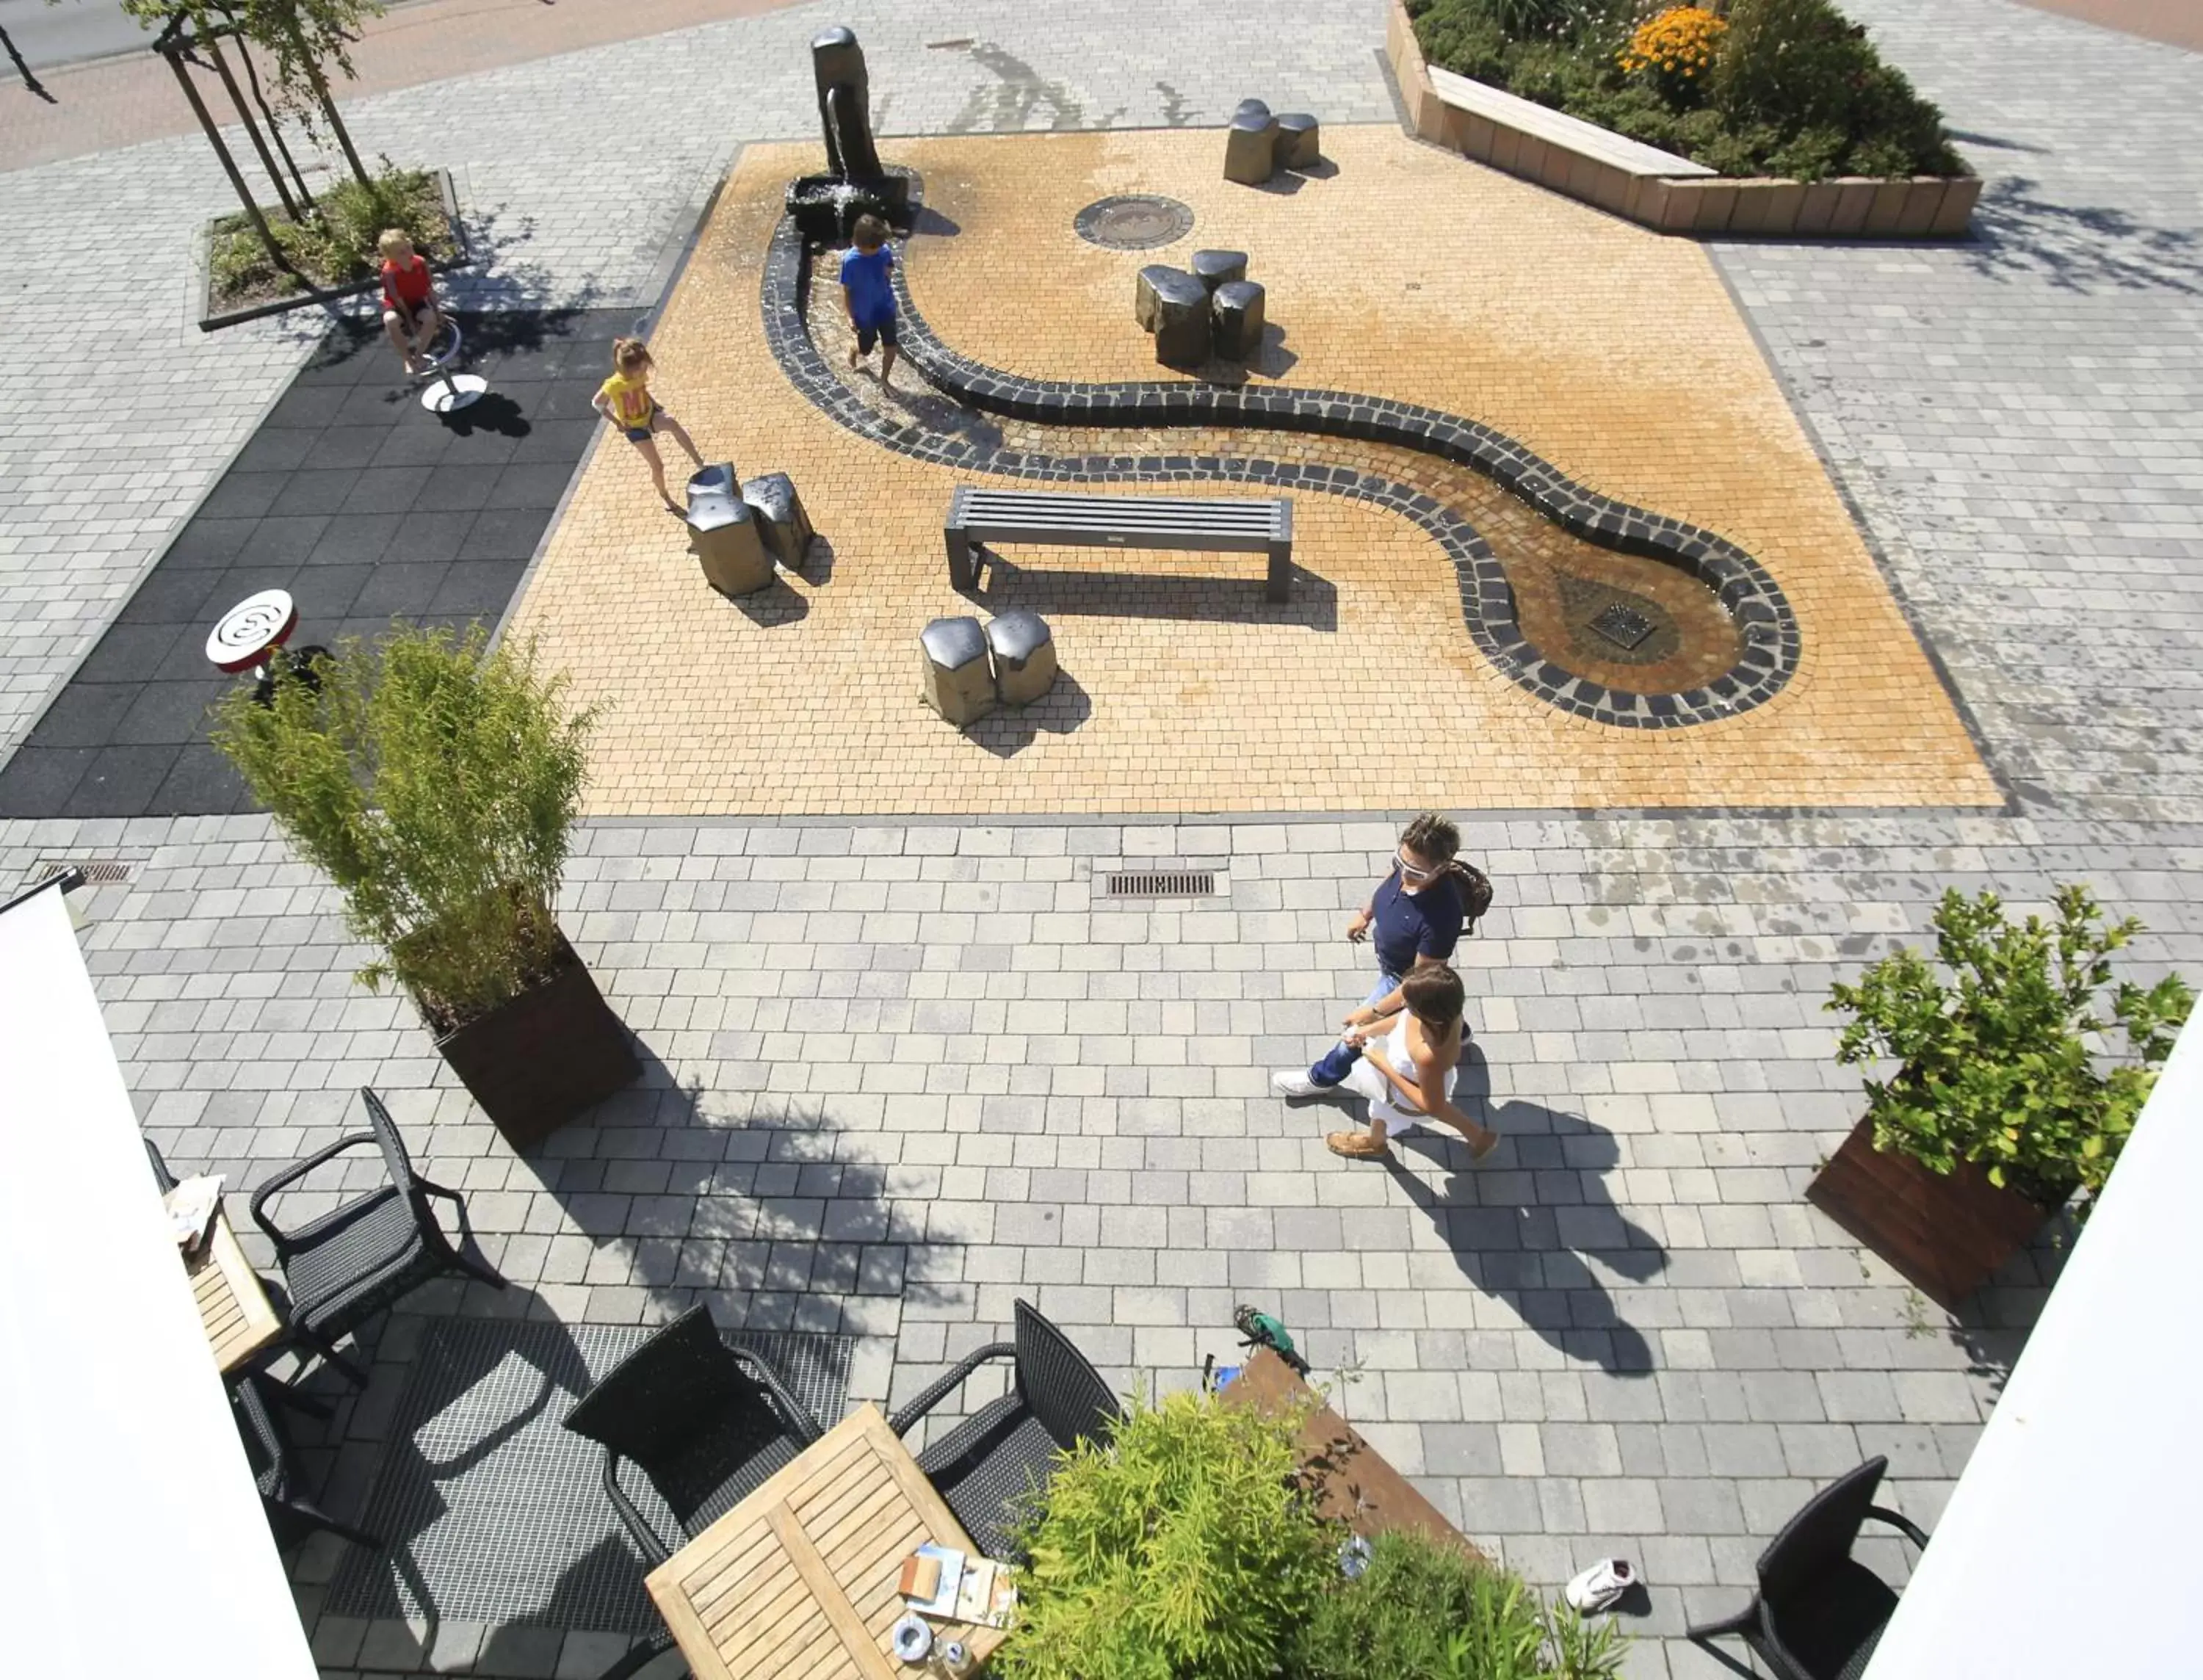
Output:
[1386, 0, 1978, 239]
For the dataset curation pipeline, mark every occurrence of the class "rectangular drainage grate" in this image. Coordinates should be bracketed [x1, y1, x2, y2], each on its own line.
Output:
[29, 858, 131, 886]
[1101, 870, 1218, 899]
[1588, 601, 1657, 651]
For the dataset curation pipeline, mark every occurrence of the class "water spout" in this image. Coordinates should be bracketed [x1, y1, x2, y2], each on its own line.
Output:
[790, 26, 908, 242]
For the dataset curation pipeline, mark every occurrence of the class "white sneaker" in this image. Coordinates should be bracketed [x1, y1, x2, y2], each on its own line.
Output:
[1563, 1557, 1635, 1614]
[1272, 1071, 1321, 1098]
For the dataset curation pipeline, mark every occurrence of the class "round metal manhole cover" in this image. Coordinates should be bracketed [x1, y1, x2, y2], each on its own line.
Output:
[1074, 195, 1195, 250]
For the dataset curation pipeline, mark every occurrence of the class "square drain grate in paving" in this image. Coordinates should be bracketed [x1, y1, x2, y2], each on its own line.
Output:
[1587, 601, 1657, 651]
[324, 1318, 853, 1632]
[1099, 869, 1219, 898]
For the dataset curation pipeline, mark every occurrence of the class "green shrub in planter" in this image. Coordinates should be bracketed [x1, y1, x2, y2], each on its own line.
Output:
[1709, 0, 1960, 176]
[209, 166, 456, 309]
[1290, 1529, 1624, 1680]
[996, 1389, 1333, 1680]
[1410, 0, 1510, 83]
[212, 624, 594, 1033]
[1827, 885, 2192, 1209]
[1409, 0, 1964, 181]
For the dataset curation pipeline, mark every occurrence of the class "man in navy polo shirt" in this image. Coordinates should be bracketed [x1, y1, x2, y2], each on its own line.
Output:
[1275, 812, 1469, 1099]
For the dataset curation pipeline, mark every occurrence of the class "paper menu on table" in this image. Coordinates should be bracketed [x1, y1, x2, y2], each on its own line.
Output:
[163, 1175, 223, 1250]
[952, 1557, 1016, 1629]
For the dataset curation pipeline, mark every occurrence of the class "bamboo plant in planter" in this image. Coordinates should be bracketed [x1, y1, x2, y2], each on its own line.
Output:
[215, 624, 637, 1148]
[996, 1386, 1624, 1680]
[1815, 885, 2191, 1306]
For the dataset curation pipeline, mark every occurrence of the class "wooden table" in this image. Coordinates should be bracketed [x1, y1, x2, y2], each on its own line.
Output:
[1221, 1347, 1487, 1559]
[181, 1206, 284, 1374]
[646, 1403, 1006, 1680]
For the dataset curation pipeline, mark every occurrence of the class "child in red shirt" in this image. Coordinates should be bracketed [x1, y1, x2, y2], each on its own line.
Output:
[378, 228, 441, 374]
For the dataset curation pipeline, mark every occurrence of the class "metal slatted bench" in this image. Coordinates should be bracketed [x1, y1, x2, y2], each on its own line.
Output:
[945, 486, 1295, 603]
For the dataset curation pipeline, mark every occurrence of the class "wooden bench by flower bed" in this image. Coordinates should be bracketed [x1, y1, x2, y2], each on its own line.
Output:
[1385, 0, 1978, 239]
[1221, 1347, 1486, 1556]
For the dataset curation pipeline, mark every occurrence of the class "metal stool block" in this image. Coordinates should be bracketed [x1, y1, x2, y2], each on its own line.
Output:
[1190, 250, 1248, 292]
[1137, 267, 1212, 369]
[1276, 112, 1321, 170]
[689, 462, 739, 503]
[1212, 280, 1267, 363]
[1135, 264, 1204, 332]
[986, 610, 1057, 706]
[741, 472, 814, 570]
[689, 495, 774, 595]
[1224, 111, 1278, 185]
[919, 615, 996, 726]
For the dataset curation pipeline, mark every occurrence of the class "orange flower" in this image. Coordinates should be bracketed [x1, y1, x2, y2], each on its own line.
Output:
[1619, 6, 1726, 78]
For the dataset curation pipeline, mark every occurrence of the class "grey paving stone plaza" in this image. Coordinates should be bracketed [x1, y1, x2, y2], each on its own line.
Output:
[4, 2, 2201, 1677]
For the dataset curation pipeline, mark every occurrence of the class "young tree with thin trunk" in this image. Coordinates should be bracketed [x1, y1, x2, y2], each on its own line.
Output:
[126, 0, 384, 187]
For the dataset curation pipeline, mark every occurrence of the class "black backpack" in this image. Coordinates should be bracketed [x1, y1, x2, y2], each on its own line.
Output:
[1453, 861, 1494, 933]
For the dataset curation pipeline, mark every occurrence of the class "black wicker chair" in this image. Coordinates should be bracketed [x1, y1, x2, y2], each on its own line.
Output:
[1687, 1456, 1932, 1680]
[249, 1087, 503, 1388]
[562, 1305, 827, 1680]
[889, 1299, 1121, 1563]
[144, 1137, 179, 1193]
[233, 1373, 379, 1553]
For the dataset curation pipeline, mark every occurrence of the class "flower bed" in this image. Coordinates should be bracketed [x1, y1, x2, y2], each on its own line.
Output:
[1406, 0, 1964, 182]
[1386, 0, 1978, 237]
[205, 166, 463, 320]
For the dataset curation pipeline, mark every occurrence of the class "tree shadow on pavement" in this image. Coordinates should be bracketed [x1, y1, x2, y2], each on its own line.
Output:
[1961, 175, 2203, 294]
[1381, 1049, 1666, 1377]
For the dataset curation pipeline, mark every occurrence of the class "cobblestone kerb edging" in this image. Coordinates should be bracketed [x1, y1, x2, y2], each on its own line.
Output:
[759, 182, 1798, 730]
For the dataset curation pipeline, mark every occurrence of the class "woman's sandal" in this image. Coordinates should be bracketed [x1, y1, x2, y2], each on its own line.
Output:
[1325, 1130, 1390, 1160]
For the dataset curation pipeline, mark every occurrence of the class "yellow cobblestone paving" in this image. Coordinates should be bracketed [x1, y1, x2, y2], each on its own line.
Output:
[504, 130, 1997, 816]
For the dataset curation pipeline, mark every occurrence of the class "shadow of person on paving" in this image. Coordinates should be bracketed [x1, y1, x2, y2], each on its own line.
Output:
[1374, 1046, 1665, 1376]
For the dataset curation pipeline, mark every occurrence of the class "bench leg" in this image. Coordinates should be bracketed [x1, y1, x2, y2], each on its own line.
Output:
[946, 522, 976, 593]
[1266, 542, 1292, 604]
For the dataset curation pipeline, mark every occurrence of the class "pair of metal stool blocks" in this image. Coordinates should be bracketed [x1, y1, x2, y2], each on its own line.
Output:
[1224, 99, 1320, 185]
[919, 611, 1057, 726]
[685, 464, 815, 595]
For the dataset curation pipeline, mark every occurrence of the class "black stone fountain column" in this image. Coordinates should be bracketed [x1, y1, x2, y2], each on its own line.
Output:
[785, 26, 911, 244]
[813, 26, 880, 181]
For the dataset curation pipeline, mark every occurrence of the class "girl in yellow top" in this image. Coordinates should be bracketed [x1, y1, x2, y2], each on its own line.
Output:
[593, 337, 704, 512]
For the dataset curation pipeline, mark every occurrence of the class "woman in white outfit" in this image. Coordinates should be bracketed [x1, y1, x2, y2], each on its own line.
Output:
[1302, 965, 1499, 1162]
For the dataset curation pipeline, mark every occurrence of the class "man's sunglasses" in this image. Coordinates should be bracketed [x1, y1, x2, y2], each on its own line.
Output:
[1396, 851, 1438, 883]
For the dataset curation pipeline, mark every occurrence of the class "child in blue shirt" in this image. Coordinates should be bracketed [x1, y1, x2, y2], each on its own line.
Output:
[839, 214, 898, 383]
